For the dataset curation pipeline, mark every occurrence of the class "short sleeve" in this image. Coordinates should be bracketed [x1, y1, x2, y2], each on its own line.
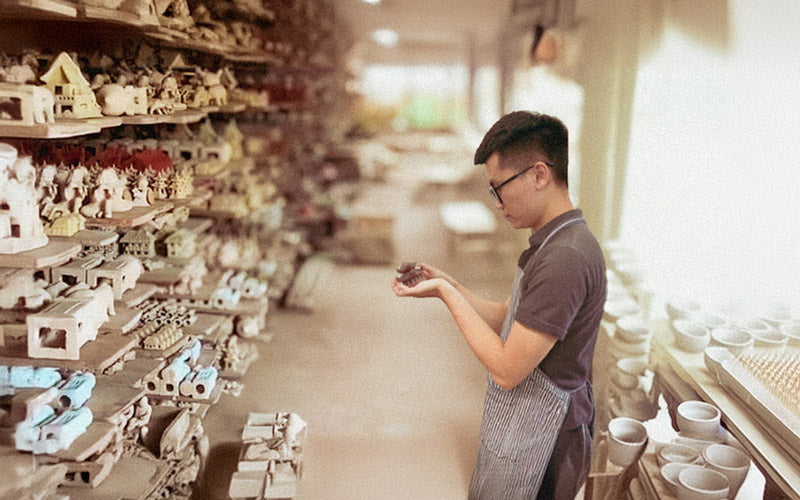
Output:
[514, 245, 588, 340]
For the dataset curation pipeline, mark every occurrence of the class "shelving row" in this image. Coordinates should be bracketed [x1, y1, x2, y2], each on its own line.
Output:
[0, 0, 351, 498]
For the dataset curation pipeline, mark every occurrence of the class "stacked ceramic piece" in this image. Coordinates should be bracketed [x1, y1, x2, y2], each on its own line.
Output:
[656, 400, 752, 499]
[601, 246, 660, 421]
[606, 315, 659, 421]
[666, 298, 800, 382]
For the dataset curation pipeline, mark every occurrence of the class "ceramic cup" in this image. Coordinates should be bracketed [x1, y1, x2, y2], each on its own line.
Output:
[676, 401, 721, 439]
[666, 298, 703, 321]
[656, 442, 703, 467]
[693, 311, 730, 330]
[703, 346, 734, 380]
[607, 417, 648, 467]
[750, 327, 788, 351]
[710, 328, 753, 356]
[677, 466, 729, 500]
[702, 443, 750, 498]
[615, 358, 649, 387]
[616, 315, 649, 343]
[780, 320, 800, 346]
[661, 462, 697, 494]
[672, 319, 710, 353]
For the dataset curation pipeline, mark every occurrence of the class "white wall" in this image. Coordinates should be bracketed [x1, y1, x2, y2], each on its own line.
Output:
[619, 1, 800, 315]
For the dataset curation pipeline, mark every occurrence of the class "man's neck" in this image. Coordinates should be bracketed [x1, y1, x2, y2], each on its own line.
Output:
[534, 192, 575, 231]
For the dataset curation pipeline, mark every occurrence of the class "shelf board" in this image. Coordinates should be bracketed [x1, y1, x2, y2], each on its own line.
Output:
[0, 238, 80, 268]
[0, 328, 138, 373]
[0, 116, 121, 139]
[85, 201, 174, 229]
[0, 0, 77, 19]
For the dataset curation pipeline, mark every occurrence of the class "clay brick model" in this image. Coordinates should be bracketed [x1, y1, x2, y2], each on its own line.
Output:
[395, 261, 424, 287]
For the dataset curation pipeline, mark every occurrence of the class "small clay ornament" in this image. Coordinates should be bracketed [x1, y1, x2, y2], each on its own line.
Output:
[396, 261, 424, 287]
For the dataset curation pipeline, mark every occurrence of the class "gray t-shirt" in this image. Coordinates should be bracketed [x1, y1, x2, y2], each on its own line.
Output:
[514, 209, 607, 429]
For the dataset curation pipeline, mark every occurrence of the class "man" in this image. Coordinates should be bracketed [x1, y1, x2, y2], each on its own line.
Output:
[391, 111, 606, 499]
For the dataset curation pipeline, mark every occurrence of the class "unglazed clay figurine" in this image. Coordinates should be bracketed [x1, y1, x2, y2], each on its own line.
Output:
[0, 83, 55, 125]
[0, 144, 48, 254]
[39, 53, 102, 119]
[396, 261, 424, 287]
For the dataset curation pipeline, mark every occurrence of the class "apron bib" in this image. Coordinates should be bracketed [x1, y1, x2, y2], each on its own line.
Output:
[469, 218, 585, 499]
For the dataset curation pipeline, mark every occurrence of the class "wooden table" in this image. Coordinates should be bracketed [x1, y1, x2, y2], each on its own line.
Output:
[650, 319, 800, 499]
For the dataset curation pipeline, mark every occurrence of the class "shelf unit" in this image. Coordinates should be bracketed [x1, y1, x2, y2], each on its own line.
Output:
[0, 0, 350, 498]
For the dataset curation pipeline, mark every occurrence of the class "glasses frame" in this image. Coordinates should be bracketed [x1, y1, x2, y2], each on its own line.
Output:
[488, 162, 553, 204]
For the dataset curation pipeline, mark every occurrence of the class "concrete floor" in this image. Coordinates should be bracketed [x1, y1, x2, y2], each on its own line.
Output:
[198, 138, 524, 499]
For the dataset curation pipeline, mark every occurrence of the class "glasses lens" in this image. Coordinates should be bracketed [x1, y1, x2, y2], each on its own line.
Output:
[489, 186, 501, 204]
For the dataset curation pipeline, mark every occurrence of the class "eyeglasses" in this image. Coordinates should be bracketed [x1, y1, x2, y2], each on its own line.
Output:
[488, 162, 553, 204]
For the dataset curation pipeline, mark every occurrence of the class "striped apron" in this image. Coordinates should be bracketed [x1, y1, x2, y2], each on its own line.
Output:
[469, 218, 585, 500]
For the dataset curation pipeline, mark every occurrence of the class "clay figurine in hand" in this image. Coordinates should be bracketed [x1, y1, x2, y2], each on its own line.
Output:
[396, 261, 424, 287]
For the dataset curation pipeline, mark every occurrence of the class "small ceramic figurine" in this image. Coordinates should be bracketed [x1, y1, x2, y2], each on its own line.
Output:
[396, 261, 425, 287]
[39, 52, 103, 119]
[0, 144, 49, 253]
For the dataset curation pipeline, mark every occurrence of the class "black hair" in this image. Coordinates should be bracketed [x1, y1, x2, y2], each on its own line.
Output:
[474, 111, 569, 187]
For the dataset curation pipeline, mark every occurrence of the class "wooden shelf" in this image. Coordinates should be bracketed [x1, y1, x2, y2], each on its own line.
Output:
[651, 320, 800, 500]
[0, 239, 80, 268]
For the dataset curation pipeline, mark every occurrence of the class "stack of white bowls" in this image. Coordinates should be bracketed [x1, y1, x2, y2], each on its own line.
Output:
[657, 400, 751, 499]
[607, 315, 659, 421]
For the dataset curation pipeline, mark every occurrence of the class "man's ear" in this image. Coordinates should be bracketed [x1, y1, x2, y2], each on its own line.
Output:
[532, 161, 552, 187]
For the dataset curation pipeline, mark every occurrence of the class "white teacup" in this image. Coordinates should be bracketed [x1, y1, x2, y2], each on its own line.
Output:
[607, 417, 648, 467]
[703, 443, 750, 498]
[677, 466, 729, 500]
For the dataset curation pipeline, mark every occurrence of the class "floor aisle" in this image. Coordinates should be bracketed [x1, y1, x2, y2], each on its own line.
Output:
[199, 138, 522, 499]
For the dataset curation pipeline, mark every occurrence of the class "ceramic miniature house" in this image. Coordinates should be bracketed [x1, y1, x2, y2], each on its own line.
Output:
[26, 284, 115, 360]
[163, 229, 196, 260]
[86, 254, 143, 299]
[0, 144, 49, 254]
[39, 52, 103, 119]
[0, 82, 55, 125]
[120, 229, 156, 257]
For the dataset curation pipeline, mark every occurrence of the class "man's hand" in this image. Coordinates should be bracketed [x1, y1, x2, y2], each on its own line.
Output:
[390, 276, 451, 299]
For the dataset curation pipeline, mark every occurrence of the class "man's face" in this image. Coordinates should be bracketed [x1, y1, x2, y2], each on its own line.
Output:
[485, 152, 539, 229]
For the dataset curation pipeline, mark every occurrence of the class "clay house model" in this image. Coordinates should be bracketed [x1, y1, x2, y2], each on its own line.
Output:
[163, 228, 196, 260]
[39, 52, 102, 119]
[120, 229, 156, 257]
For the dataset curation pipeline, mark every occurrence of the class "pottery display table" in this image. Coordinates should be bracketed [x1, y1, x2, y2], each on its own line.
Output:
[650, 320, 800, 499]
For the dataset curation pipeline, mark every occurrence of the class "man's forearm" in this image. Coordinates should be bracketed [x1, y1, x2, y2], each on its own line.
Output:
[452, 282, 508, 334]
[440, 284, 509, 380]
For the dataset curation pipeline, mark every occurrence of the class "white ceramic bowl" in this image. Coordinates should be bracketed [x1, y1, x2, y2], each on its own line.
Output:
[607, 417, 648, 467]
[616, 315, 649, 343]
[661, 462, 696, 494]
[616, 358, 649, 387]
[760, 305, 792, 328]
[710, 328, 753, 356]
[780, 320, 800, 346]
[693, 311, 730, 330]
[750, 328, 788, 350]
[739, 317, 774, 336]
[677, 401, 721, 439]
[672, 319, 710, 353]
[702, 443, 750, 498]
[604, 298, 641, 323]
[656, 442, 703, 467]
[666, 298, 703, 321]
[703, 346, 734, 379]
[677, 466, 729, 500]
